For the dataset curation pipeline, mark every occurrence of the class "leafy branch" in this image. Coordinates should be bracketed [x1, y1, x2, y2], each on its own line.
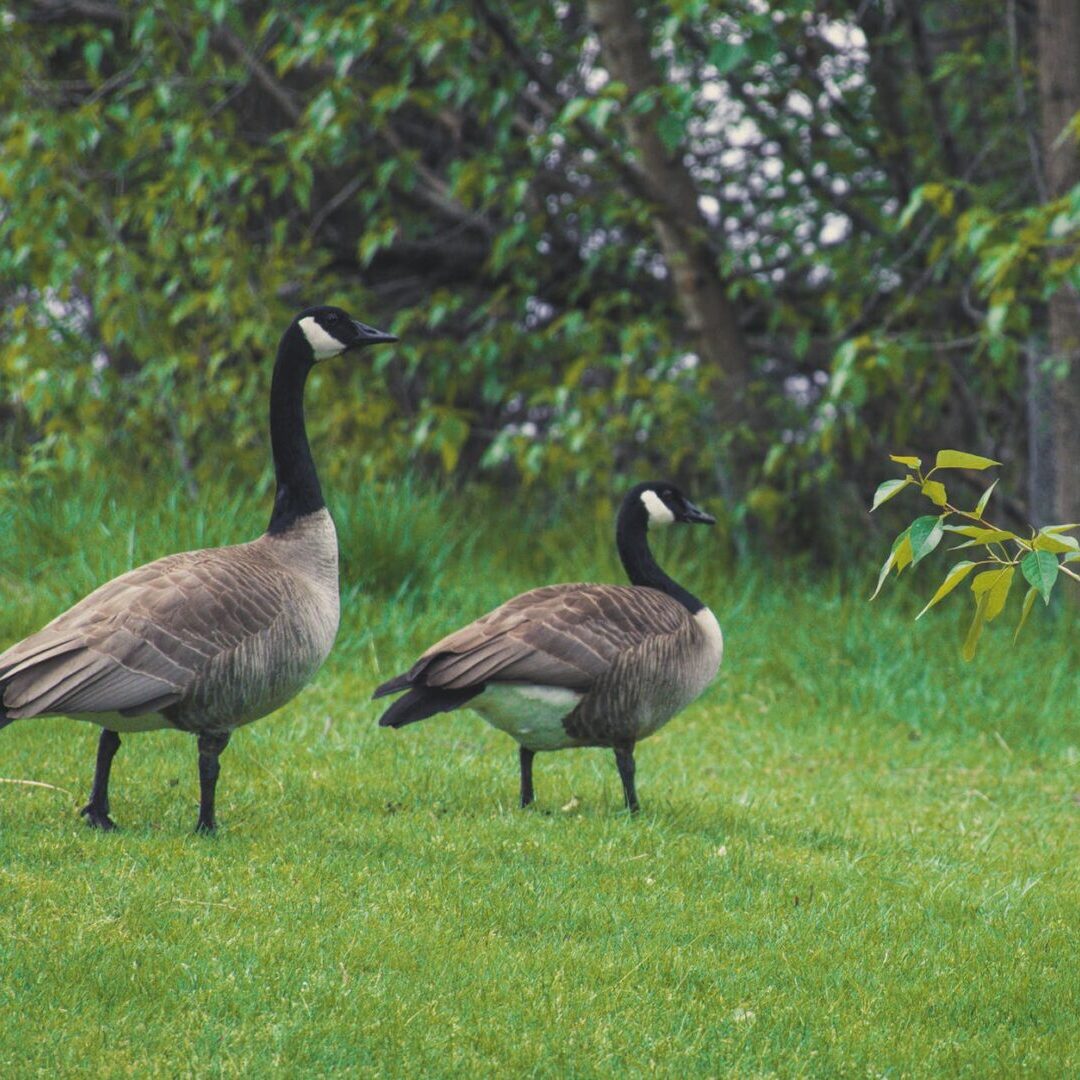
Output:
[870, 450, 1078, 659]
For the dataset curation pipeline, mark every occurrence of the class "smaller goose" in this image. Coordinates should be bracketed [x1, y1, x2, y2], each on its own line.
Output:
[0, 305, 396, 832]
[374, 481, 723, 811]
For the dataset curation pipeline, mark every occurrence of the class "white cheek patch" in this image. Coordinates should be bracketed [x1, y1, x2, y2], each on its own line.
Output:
[640, 490, 675, 527]
[298, 316, 346, 361]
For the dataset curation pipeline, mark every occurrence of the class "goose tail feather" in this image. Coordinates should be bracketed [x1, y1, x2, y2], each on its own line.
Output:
[372, 671, 415, 700]
[377, 685, 483, 729]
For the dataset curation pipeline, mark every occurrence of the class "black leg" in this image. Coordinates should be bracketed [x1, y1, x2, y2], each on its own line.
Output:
[519, 746, 536, 808]
[613, 744, 639, 813]
[80, 728, 121, 830]
[195, 731, 230, 833]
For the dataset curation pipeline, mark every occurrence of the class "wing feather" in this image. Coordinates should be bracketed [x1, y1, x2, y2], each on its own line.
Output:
[0, 635, 84, 680]
[0, 543, 294, 721]
[388, 584, 692, 694]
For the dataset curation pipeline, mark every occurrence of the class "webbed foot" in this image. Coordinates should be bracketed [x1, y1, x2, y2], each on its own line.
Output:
[80, 804, 117, 831]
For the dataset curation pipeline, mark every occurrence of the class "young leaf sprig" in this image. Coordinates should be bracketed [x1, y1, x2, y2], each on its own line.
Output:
[870, 450, 1079, 659]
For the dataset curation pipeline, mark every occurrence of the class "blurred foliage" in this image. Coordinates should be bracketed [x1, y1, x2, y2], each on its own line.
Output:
[0, 1, 1076, 552]
[871, 450, 1079, 658]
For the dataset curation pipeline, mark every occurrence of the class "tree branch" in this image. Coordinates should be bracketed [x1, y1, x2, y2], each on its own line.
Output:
[905, 1, 963, 177]
[585, 0, 752, 404]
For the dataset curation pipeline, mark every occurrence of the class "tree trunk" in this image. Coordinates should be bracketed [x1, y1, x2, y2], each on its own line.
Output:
[585, 0, 751, 424]
[1026, 348, 1057, 525]
[1036, 0, 1080, 524]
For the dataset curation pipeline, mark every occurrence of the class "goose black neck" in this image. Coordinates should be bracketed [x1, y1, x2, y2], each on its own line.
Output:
[616, 503, 705, 614]
[267, 333, 323, 535]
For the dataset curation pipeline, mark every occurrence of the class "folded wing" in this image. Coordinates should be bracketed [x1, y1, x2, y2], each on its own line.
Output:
[375, 583, 690, 696]
[0, 547, 291, 720]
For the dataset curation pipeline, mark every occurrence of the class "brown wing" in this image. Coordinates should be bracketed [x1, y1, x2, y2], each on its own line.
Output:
[0, 544, 294, 720]
[388, 584, 692, 693]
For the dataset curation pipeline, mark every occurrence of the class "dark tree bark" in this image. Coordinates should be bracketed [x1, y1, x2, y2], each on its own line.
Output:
[1036, 0, 1080, 524]
[585, 0, 752, 424]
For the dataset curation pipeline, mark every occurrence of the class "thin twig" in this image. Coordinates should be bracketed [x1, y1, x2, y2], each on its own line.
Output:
[0, 777, 76, 798]
[212, 24, 300, 123]
[308, 175, 364, 238]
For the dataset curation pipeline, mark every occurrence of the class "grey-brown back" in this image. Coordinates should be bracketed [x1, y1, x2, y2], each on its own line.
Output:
[412, 583, 693, 691]
[0, 509, 339, 732]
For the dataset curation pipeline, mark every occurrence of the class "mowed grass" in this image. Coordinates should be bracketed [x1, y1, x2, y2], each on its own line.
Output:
[0, 474, 1077, 1077]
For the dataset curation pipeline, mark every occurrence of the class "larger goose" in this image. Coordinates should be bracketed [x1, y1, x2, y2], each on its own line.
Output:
[374, 481, 723, 812]
[0, 306, 396, 832]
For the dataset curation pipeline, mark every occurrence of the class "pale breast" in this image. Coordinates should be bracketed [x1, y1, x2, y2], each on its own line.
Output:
[690, 606, 724, 690]
[644, 606, 723, 732]
[563, 604, 723, 745]
[258, 508, 340, 594]
[170, 512, 340, 732]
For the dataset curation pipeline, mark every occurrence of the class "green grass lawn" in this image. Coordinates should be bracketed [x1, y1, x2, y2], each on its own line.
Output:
[1, 476, 1077, 1077]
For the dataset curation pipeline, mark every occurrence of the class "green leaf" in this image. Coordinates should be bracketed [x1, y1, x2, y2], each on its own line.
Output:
[986, 566, 1014, 620]
[656, 113, 683, 154]
[870, 529, 911, 598]
[871, 477, 912, 510]
[894, 533, 914, 573]
[1020, 550, 1059, 604]
[889, 454, 922, 469]
[934, 450, 1002, 471]
[916, 560, 977, 618]
[962, 591, 989, 661]
[708, 41, 748, 76]
[943, 526, 1016, 544]
[973, 479, 998, 519]
[921, 182, 955, 216]
[870, 548, 896, 601]
[84, 40, 104, 74]
[909, 515, 944, 564]
[949, 540, 1004, 552]
[898, 186, 926, 230]
[560, 97, 589, 125]
[971, 566, 1015, 621]
[922, 480, 947, 506]
[1013, 586, 1038, 643]
[1033, 529, 1080, 554]
[588, 98, 618, 129]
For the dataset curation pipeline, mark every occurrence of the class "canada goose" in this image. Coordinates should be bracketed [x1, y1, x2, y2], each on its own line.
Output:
[374, 481, 723, 812]
[0, 306, 396, 832]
